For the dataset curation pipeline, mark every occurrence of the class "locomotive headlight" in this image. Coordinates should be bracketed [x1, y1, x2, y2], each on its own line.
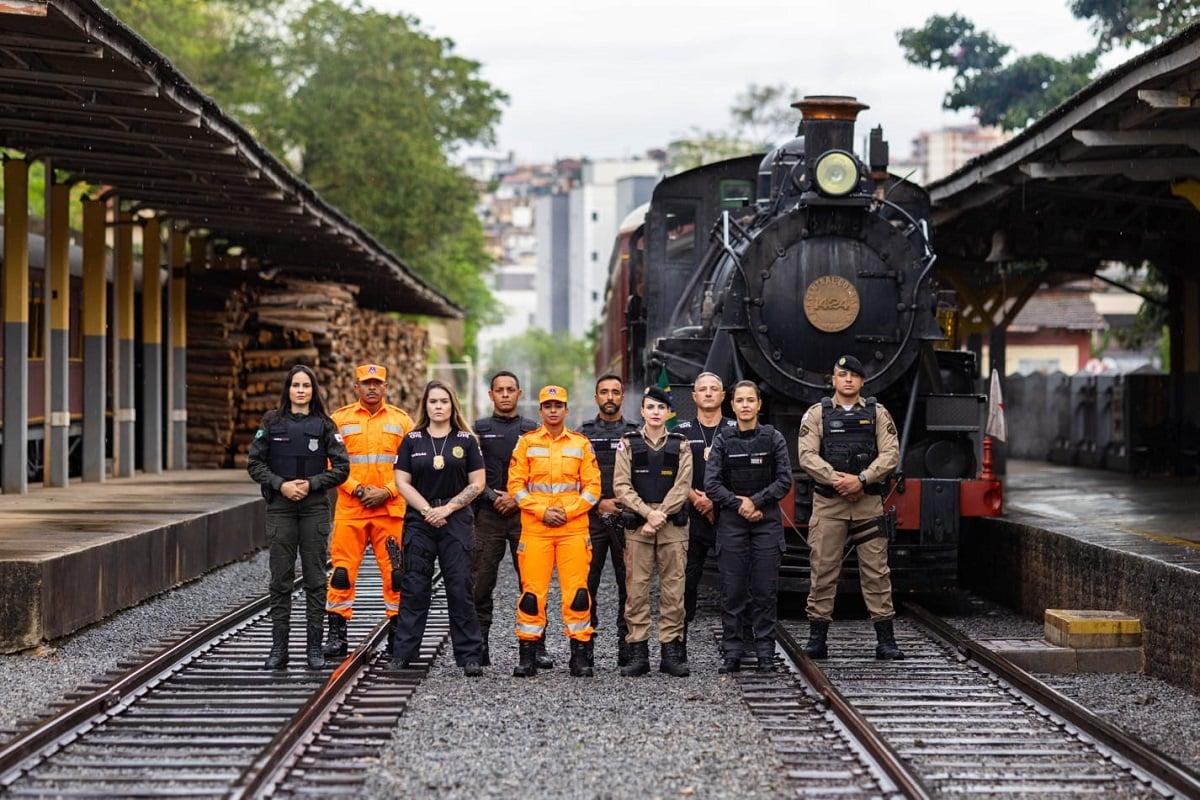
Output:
[814, 151, 859, 196]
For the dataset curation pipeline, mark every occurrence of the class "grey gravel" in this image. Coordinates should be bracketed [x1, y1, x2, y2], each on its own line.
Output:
[0, 550, 270, 742]
[365, 562, 792, 799]
[941, 592, 1200, 773]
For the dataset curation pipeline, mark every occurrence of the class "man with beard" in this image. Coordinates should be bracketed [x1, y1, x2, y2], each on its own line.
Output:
[579, 374, 639, 665]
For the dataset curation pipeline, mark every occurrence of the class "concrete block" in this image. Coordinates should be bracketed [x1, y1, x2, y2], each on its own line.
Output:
[1076, 646, 1144, 673]
[979, 638, 1077, 673]
[1045, 609, 1142, 649]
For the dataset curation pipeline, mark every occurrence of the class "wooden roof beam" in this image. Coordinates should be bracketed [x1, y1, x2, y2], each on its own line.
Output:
[0, 65, 154, 94]
[1136, 89, 1196, 108]
[1072, 129, 1200, 151]
[31, 148, 259, 177]
[0, 117, 233, 153]
[0, 92, 200, 125]
[0, 32, 101, 58]
[1022, 158, 1200, 181]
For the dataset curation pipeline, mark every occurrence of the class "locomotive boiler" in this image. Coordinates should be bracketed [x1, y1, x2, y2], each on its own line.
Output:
[597, 95, 1002, 593]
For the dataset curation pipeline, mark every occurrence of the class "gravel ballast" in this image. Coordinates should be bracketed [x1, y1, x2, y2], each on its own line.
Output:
[940, 592, 1200, 772]
[0, 550, 270, 742]
[365, 561, 792, 799]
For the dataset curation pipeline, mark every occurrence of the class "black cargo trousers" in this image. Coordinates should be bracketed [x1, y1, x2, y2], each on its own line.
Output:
[265, 491, 331, 633]
[471, 505, 521, 630]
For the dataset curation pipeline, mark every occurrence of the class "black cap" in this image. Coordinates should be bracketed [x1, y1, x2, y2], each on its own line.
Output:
[642, 386, 673, 408]
[834, 355, 865, 378]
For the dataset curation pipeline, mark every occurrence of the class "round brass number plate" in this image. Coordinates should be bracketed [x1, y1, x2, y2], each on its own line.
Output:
[803, 276, 860, 333]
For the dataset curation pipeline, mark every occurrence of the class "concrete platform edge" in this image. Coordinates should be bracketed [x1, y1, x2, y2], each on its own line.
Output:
[962, 515, 1199, 693]
[0, 497, 266, 652]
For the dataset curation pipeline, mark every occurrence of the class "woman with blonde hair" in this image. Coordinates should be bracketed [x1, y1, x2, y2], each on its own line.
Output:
[391, 380, 487, 675]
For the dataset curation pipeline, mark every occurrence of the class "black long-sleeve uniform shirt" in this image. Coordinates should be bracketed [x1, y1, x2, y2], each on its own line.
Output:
[247, 410, 351, 493]
[703, 424, 793, 511]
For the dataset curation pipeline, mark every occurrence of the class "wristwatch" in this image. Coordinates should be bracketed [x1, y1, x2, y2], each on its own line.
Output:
[857, 472, 868, 485]
[353, 485, 366, 500]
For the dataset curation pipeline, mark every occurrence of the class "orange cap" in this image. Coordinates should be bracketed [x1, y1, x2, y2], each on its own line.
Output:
[355, 363, 387, 382]
[538, 385, 568, 404]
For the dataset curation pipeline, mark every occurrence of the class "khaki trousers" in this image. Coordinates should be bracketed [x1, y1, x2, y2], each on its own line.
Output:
[623, 536, 687, 644]
[805, 513, 894, 622]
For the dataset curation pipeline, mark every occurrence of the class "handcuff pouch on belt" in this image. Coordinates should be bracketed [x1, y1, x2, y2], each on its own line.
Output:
[620, 508, 688, 530]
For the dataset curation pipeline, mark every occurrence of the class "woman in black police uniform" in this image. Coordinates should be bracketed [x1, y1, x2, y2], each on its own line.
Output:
[703, 380, 792, 674]
[247, 364, 350, 671]
[392, 379, 487, 675]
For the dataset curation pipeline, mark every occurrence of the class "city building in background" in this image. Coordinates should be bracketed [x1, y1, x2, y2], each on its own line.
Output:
[890, 124, 1013, 186]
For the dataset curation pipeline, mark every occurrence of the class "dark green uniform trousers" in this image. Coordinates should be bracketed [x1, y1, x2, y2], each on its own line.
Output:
[266, 494, 331, 631]
[471, 505, 521, 630]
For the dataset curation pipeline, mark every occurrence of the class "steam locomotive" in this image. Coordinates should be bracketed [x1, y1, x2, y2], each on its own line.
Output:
[596, 95, 1002, 593]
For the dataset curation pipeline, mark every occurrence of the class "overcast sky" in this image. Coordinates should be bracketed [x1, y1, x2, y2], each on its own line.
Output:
[367, 1, 1138, 162]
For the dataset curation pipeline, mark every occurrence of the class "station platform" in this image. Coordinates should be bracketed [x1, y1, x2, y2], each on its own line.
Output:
[0, 471, 264, 653]
[963, 460, 1200, 692]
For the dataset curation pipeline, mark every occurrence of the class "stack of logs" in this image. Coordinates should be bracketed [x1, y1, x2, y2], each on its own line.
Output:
[187, 276, 429, 468]
[187, 276, 250, 467]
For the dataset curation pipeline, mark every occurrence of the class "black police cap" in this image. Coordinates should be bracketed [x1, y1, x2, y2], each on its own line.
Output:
[834, 355, 866, 378]
[642, 386, 672, 408]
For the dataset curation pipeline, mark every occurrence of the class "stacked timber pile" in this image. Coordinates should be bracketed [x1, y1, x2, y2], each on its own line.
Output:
[186, 276, 250, 467]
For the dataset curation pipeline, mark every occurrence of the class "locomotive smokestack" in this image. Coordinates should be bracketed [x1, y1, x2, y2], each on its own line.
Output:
[793, 95, 869, 156]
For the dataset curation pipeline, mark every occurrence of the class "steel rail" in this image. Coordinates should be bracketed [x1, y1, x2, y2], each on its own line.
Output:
[0, 577, 299, 786]
[228, 573, 444, 799]
[903, 601, 1200, 799]
[774, 624, 933, 800]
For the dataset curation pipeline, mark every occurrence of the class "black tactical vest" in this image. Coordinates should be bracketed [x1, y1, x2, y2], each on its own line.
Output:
[677, 417, 735, 490]
[626, 432, 685, 503]
[721, 424, 777, 495]
[266, 413, 328, 480]
[819, 397, 879, 474]
[474, 414, 538, 491]
[581, 417, 637, 498]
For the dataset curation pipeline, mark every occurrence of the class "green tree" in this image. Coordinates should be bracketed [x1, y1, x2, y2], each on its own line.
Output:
[668, 83, 800, 171]
[486, 329, 595, 411]
[898, 4, 1200, 130]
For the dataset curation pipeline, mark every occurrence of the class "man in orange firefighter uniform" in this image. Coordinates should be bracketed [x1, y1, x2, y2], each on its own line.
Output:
[507, 385, 602, 677]
[323, 363, 414, 658]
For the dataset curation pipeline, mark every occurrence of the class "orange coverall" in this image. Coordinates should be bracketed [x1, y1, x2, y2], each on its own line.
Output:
[327, 402, 414, 619]
[507, 427, 601, 642]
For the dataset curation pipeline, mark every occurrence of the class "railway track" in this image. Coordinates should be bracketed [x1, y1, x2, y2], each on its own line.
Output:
[766, 605, 1200, 799]
[0, 559, 447, 798]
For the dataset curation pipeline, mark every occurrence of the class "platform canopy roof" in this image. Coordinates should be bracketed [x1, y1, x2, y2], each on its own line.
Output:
[928, 22, 1200, 274]
[0, 0, 462, 318]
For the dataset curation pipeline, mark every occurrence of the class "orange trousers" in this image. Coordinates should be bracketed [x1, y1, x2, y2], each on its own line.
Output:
[326, 515, 403, 619]
[515, 531, 593, 642]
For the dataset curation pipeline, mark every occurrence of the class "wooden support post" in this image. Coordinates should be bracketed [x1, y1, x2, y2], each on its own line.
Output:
[81, 196, 107, 482]
[166, 226, 188, 469]
[2, 158, 29, 493]
[113, 206, 135, 477]
[141, 216, 163, 474]
[45, 171, 70, 487]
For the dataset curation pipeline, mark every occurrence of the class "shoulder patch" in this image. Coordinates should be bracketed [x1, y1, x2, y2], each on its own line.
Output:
[334, 433, 344, 443]
[255, 428, 264, 439]
[799, 426, 810, 437]
[616, 439, 626, 451]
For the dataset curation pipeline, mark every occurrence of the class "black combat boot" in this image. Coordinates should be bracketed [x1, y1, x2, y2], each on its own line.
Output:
[660, 641, 690, 678]
[569, 639, 594, 677]
[619, 640, 650, 677]
[617, 635, 631, 668]
[383, 617, 397, 657]
[479, 626, 491, 667]
[463, 659, 483, 677]
[718, 656, 741, 674]
[534, 636, 554, 669]
[322, 613, 348, 659]
[263, 624, 289, 670]
[755, 649, 775, 673]
[306, 624, 326, 669]
[874, 619, 905, 660]
[804, 620, 830, 660]
[512, 640, 538, 678]
[681, 626, 689, 662]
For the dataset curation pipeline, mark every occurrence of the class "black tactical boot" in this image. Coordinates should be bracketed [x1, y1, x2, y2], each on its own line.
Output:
[619, 640, 650, 677]
[383, 617, 397, 657]
[874, 619, 905, 660]
[718, 656, 741, 674]
[479, 626, 491, 667]
[321, 613, 348, 659]
[534, 636, 554, 669]
[681, 626, 689, 662]
[306, 625, 326, 670]
[804, 620, 830, 660]
[617, 635, 631, 668]
[569, 639, 594, 677]
[512, 640, 538, 678]
[755, 649, 775, 673]
[263, 625, 289, 670]
[660, 641, 690, 678]
[463, 660, 483, 677]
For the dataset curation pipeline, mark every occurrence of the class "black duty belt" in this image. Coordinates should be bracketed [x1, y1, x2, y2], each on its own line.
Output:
[813, 482, 887, 498]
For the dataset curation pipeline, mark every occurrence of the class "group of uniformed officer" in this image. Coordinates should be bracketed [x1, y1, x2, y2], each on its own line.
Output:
[247, 352, 905, 675]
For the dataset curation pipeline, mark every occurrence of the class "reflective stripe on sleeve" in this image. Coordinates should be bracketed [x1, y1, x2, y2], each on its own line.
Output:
[514, 489, 530, 502]
[580, 491, 599, 505]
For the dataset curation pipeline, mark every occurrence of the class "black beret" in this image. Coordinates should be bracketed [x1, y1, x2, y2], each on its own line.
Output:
[834, 355, 865, 378]
[642, 386, 673, 408]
